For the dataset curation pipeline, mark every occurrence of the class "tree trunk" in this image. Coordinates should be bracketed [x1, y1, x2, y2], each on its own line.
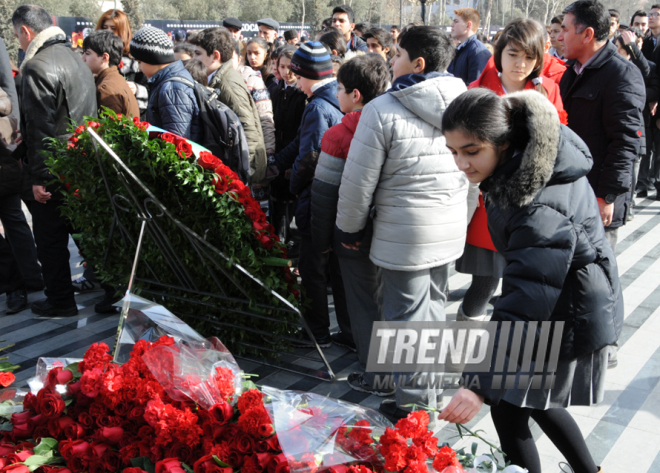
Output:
[301, 0, 305, 36]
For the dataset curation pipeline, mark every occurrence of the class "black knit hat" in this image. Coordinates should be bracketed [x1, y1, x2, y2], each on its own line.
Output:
[284, 30, 298, 41]
[130, 26, 175, 65]
[290, 41, 334, 80]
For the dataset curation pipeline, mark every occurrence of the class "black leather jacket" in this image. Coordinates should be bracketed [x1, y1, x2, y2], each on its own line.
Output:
[20, 30, 97, 191]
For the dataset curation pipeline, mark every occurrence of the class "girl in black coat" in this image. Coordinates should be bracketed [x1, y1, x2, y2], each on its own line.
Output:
[439, 88, 622, 473]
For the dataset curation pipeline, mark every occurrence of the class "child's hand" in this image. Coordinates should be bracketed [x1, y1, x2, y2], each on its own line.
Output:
[438, 387, 484, 424]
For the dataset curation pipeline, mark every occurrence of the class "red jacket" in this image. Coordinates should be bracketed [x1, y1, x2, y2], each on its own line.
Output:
[542, 53, 567, 85]
[465, 58, 567, 251]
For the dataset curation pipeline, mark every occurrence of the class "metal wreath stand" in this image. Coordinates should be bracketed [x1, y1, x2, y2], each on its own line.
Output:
[87, 127, 335, 382]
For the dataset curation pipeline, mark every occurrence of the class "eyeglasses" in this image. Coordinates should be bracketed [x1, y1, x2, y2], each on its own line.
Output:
[650, 12, 660, 18]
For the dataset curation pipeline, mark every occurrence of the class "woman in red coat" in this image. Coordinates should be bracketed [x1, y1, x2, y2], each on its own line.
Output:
[456, 18, 567, 321]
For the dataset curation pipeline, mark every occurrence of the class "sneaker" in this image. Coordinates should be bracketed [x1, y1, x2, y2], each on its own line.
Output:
[379, 400, 412, 423]
[291, 332, 332, 348]
[6, 287, 28, 315]
[608, 344, 618, 369]
[456, 304, 490, 322]
[72, 276, 101, 293]
[347, 372, 395, 397]
[331, 332, 357, 352]
[94, 291, 122, 314]
[31, 299, 78, 317]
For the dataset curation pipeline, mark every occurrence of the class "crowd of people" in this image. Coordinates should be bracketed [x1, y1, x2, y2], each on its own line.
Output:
[0, 0, 650, 471]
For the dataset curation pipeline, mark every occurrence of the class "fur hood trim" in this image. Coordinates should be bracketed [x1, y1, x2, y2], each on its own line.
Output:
[20, 26, 66, 73]
[486, 90, 561, 209]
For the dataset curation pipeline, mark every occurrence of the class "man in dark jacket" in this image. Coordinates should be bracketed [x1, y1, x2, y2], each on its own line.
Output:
[559, 0, 645, 252]
[130, 27, 202, 142]
[447, 8, 492, 85]
[13, 4, 97, 317]
[332, 5, 368, 53]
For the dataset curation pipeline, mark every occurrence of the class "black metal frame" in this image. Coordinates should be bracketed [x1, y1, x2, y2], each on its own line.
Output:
[87, 128, 335, 382]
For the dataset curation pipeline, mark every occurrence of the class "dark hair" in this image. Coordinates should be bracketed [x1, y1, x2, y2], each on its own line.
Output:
[320, 30, 347, 57]
[616, 25, 644, 48]
[321, 18, 334, 31]
[653, 4, 660, 10]
[173, 43, 195, 57]
[246, 37, 274, 79]
[96, 10, 132, 56]
[283, 30, 297, 41]
[494, 19, 547, 96]
[332, 5, 356, 23]
[476, 32, 488, 43]
[390, 25, 400, 31]
[185, 59, 208, 87]
[173, 29, 187, 42]
[363, 27, 393, 56]
[609, 8, 620, 21]
[188, 27, 234, 63]
[276, 45, 297, 68]
[550, 14, 564, 25]
[398, 25, 454, 73]
[354, 22, 371, 35]
[82, 30, 123, 67]
[337, 54, 389, 105]
[11, 5, 53, 34]
[563, 0, 610, 42]
[631, 10, 647, 24]
[441, 88, 530, 159]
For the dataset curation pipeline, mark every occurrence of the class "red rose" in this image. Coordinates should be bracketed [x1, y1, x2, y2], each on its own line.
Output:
[266, 453, 289, 473]
[67, 456, 87, 473]
[226, 450, 244, 468]
[175, 139, 193, 159]
[64, 423, 85, 440]
[235, 433, 255, 455]
[0, 373, 15, 388]
[123, 469, 148, 473]
[2, 465, 30, 473]
[39, 467, 72, 473]
[59, 440, 90, 461]
[7, 450, 32, 464]
[209, 402, 234, 425]
[67, 381, 81, 396]
[198, 151, 221, 170]
[101, 449, 121, 471]
[48, 416, 74, 438]
[0, 444, 15, 456]
[11, 411, 31, 425]
[37, 390, 65, 419]
[0, 389, 16, 402]
[193, 455, 232, 473]
[98, 426, 124, 444]
[161, 133, 177, 143]
[155, 458, 186, 473]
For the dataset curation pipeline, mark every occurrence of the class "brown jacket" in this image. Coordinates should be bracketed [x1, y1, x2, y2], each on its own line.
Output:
[96, 66, 140, 118]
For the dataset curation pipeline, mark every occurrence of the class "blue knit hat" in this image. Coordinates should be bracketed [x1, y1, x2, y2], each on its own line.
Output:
[290, 41, 334, 80]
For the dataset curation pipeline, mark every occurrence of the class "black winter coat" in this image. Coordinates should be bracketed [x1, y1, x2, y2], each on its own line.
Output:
[560, 41, 645, 228]
[470, 91, 623, 405]
[271, 81, 307, 201]
[20, 27, 97, 194]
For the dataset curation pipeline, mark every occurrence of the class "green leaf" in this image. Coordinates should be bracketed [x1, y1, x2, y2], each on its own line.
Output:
[33, 438, 58, 455]
[242, 379, 258, 391]
[64, 362, 81, 378]
[130, 456, 156, 473]
[181, 463, 194, 473]
[23, 452, 54, 466]
[212, 455, 231, 467]
[0, 361, 20, 372]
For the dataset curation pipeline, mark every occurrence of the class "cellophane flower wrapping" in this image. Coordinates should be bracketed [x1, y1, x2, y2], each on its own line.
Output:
[27, 358, 82, 395]
[141, 338, 243, 410]
[261, 386, 393, 473]
[114, 293, 211, 364]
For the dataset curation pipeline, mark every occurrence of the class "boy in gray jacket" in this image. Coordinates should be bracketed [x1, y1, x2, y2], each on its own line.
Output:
[335, 26, 476, 422]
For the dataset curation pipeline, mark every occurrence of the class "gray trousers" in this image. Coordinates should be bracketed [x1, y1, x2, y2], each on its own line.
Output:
[378, 264, 450, 411]
[605, 227, 618, 253]
[336, 236, 381, 386]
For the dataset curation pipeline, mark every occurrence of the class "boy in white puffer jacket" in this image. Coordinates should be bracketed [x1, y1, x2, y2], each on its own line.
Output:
[335, 26, 477, 423]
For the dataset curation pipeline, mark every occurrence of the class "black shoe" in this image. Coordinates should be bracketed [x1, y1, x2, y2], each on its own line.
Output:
[347, 372, 395, 397]
[291, 332, 332, 348]
[637, 189, 648, 198]
[331, 332, 357, 352]
[6, 287, 28, 315]
[379, 400, 411, 423]
[31, 298, 78, 317]
[94, 292, 122, 314]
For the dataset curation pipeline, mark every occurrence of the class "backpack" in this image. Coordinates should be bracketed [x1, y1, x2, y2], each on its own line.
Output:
[163, 76, 251, 184]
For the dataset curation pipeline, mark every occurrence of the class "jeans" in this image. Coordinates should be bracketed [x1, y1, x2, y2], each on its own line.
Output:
[30, 198, 76, 307]
[0, 193, 42, 286]
[298, 235, 351, 339]
[378, 264, 450, 410]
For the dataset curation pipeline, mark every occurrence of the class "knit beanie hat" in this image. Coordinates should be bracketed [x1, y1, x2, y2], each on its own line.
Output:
[290, 41, 334, 80]
[130, 26, 175, 65]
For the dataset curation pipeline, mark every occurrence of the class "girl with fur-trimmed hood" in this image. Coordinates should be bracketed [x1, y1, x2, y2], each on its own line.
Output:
[438, 88, 621, 473]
